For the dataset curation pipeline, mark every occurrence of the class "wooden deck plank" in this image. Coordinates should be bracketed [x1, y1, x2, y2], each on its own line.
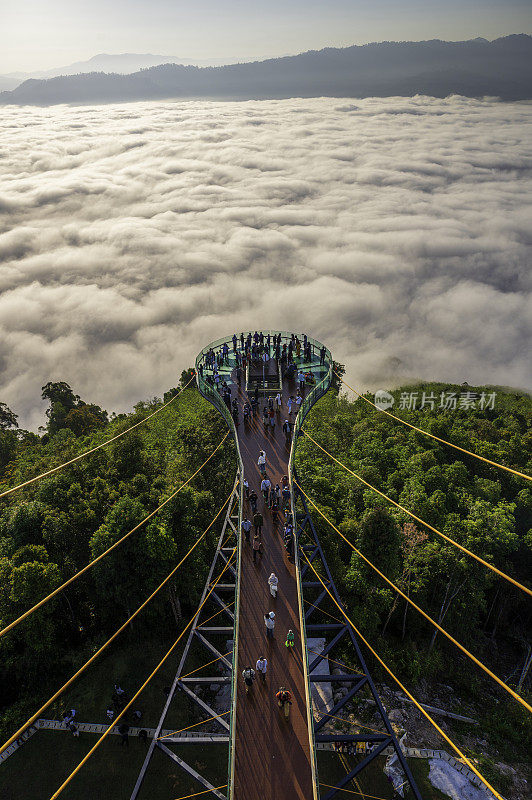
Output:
[230, 354, 314, 800]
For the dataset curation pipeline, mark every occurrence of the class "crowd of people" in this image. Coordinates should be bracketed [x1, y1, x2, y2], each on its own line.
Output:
[60, 684, 145, 746]
[197, 331, 327, 402]
[200, 334, 331, 729]
[241, 459, 294, 564]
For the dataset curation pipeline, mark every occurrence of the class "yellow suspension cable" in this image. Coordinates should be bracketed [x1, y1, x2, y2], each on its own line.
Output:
[0, 432, 229, 639]
[338, 373, 531, 482]
[303, 554, 505, 800]
[158, 710, 230, 740]
[315, 708, 385, 737]
[304, 599, 351, 628]
[0, 374, 197, 499]
[49, 552, 236, 799]
[172, 787, 228, 800]
[296, 479, 532, 713]
[0, 488, 235, 756]
[299, 430, 532, 598]
[181, 647, 233, 679]
[320, 783, 389, 800]
[307, 647, 361, 676]
[337, 753, 367, 800]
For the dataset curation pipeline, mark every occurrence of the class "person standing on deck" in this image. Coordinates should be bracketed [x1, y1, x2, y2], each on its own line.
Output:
[257, 450, 266, 475]
[282, 485, 291, 512]
[242, 666, 255, 694]
[262, 406, 269, 431]
[275, 391, 282, 411]
[285, 629, 295, 648]
[260, 477, 271, 505]
[241, 517, 252, 544]
[249, 489, 258, 514]
[253, 511, 263, 536]
[282, 419, 292, 446]
[287, 396, 294, 415]
[256, 657, 268, 682]
[243, 478, 249, 500]
[252, 532, 262, 563]
[268, 572, 278, 598]
[268, 406, 275, 431]
[298, 371, 306, 393]
[264, 611, 275, 639]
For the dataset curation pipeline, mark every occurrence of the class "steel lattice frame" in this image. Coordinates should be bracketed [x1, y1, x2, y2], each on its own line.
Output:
[130, 473, 241, 800]
[293, 466, 422, 800]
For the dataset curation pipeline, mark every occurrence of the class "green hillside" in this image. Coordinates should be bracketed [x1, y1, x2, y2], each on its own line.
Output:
[0, 375, 530, 797]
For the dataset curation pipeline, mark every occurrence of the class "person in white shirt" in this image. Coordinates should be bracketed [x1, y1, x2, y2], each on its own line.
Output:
[264, 611, 275, 638]
[257, 450, 266, 476]
[256, 656, 268, 681]
[275, 392, 282, 409]
[261, 477, 271, 503]
[268, 572, 278, 598]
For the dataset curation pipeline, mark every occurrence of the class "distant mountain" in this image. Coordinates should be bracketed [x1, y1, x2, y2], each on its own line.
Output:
[1, 36, 531, 105]
[0, 52, 256, 92]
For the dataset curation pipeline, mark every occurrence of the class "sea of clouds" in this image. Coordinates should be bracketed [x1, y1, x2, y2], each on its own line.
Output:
[0, 95, 531, 429]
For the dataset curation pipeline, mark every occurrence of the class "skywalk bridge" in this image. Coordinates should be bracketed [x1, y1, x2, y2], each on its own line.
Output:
[129, 331, 421, 800]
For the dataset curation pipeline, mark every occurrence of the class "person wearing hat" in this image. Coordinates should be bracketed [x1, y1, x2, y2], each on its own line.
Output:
[264, 611, 275, 639]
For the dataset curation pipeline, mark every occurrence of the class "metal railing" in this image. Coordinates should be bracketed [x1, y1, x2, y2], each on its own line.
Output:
[288, 340, 332, 800]
[195, 349, 243, 800]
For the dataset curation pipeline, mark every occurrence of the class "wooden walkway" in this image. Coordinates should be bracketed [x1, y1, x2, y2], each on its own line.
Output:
[231, 357, 315, 800]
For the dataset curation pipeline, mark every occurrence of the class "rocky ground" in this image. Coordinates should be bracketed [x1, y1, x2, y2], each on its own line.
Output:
[322, 677, 531, 800]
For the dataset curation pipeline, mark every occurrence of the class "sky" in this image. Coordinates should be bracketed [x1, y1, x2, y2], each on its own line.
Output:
[0, 0, 531, 72]
[0, 96, 530, 430]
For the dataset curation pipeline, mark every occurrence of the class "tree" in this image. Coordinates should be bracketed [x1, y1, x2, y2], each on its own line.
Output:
[89, 495, 178, 620]
[41, 381, 107, 437]
[62, 403, 108, 436]
[4, 501, 46, 549]
[0, 403, 18, 430]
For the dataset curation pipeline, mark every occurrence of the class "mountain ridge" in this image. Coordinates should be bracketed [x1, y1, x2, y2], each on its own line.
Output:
[1, 35, 531, 105]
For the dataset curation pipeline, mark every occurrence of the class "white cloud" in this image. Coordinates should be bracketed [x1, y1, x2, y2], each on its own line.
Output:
[0, 95, 531, 429]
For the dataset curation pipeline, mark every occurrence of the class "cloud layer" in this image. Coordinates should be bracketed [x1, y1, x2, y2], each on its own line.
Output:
[0, 96, 531, 429]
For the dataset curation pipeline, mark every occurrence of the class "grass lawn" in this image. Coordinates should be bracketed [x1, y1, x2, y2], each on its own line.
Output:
[317, 751, 454, 799]
[1, 626, 230, 799]
[0, 731, 227, 800]
[317, 752, 398, 798]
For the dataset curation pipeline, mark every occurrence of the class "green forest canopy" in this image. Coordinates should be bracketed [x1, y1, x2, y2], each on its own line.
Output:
[0, 375, 530, 768]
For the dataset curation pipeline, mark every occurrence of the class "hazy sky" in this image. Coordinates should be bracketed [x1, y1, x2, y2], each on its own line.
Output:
[1, 0, 530, 72]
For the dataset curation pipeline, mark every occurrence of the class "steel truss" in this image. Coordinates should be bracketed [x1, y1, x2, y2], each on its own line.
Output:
[293, 467, 422, 800]
[130, 473, 241, 800]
